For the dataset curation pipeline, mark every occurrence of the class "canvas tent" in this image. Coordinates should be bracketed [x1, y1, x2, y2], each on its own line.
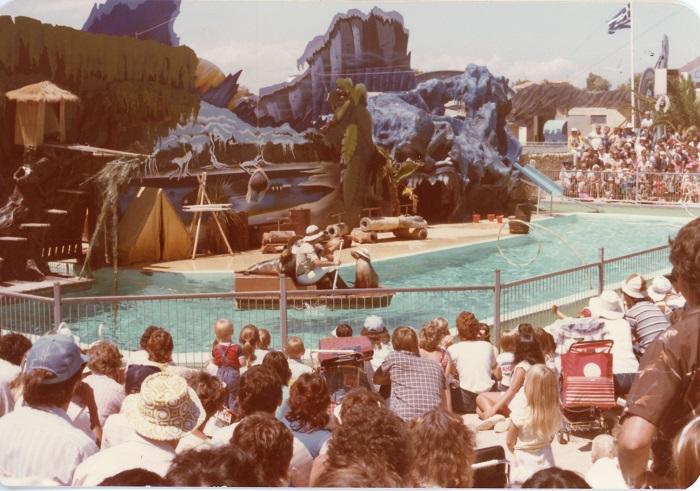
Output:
[118, 187, 193, 264]
[5, 81, 79, 147]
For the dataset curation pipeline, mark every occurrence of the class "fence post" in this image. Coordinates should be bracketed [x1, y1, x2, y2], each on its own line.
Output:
[279, 274, 288, 349]
[634, 167, 639, 203]
[493, 269, 501, 346]
[52, 282, 62, 330]
[597, 247, 605, 294]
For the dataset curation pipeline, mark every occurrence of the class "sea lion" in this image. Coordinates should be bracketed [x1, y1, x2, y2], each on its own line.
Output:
[351, 247, 378, 289]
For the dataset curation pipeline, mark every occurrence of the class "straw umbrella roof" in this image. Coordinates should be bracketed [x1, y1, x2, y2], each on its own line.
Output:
[4, 81, 79, 103]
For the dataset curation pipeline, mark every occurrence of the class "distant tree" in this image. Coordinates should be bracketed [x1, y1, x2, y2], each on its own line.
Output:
[656, 76, 700, 130]
[616, 73, 642, 91]
[586, 72, 611, 91]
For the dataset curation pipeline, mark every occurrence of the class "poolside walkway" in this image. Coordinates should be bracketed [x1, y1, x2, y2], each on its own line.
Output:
[141, 219, 524, 273]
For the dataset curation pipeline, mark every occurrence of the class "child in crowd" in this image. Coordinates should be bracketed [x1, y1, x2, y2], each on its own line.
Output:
[211, 319, 242, 410]
[584, 435, 626, 489]
[497, 330, 517, 391]
[534, 328, 557, 375]
[506, 364, 560, 487]
[285, 336, 313, 385]
[239, 324, 262, 371]
[258, 328, 272, 354]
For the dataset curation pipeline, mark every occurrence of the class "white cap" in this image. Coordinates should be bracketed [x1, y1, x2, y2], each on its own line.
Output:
[588, 290, 624, 320]
[622, 274, 646, 299]
[363, 315, 386, 333]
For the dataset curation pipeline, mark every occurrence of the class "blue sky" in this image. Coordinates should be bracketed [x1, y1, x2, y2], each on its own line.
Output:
[0, 0, 698, 92]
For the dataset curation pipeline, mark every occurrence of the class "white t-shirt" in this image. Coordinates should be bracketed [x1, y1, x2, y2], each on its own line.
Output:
[101, 412, 137, 449]
[585, 457, 627, 489]
[496, 352, 514, 387]
[289, 358, 313, 385]
[176, 432, 214, 453]
[72, 434, 176, 486]
[447, 340, 496, 393]
[601, 318, 639, 374]
[0, 359, 20, 417]
[508, 361, 532, 413]
[0, 405, 98, 485]
[83, 374, 125, 426]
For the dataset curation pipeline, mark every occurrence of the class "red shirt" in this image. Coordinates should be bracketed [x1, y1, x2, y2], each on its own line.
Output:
[212, 342, 242, 369]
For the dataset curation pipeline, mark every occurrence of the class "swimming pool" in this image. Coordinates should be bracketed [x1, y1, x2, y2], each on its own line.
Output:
[33, 213, 690, 357]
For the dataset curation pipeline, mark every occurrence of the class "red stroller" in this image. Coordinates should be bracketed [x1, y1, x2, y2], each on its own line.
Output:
[558, 339, 617, 443]
[317, 336, 374, 414]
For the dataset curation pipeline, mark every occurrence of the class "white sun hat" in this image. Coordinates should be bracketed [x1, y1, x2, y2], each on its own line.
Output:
[621, 273, 647, 299]
[122, 372, 205, 441]
[588, 290, 624, 320]
[302, 225, 325, 242]
[647, 276, 673, 302]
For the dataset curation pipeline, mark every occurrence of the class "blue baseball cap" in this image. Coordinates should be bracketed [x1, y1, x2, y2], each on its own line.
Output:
[25, 335, 88, 384]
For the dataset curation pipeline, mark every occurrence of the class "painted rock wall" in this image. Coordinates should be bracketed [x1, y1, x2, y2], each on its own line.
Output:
[254, 7, 416, 130]
[369, 65, 522, 221]
[83, 0, 181, 46]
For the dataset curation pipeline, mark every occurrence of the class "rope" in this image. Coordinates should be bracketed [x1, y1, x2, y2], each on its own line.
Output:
[496, 218, 589, 268]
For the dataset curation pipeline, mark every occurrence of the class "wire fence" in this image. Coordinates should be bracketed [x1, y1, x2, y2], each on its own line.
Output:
[0, 244, 672, 367]
[542, 169, 700, 204]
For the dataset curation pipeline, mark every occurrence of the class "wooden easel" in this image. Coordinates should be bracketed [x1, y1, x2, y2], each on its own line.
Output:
[184, 172, 234, 260]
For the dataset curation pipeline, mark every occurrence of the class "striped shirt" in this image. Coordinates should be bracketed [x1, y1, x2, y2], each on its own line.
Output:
[0, 405, 98, 484]
[624, 301, 670, 354]
[380, 350, 445, 421]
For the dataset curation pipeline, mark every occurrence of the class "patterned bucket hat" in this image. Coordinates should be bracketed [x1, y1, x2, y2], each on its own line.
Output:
[122, 372, 205, 441]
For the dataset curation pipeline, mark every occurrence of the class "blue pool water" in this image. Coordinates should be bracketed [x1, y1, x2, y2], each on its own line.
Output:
[24, 213, 689, 355]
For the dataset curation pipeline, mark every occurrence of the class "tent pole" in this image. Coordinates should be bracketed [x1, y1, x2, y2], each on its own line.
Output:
[202, 187, 234, 256]
[191, 174, 206, 260]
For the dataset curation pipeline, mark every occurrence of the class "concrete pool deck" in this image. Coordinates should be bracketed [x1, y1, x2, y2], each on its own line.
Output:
[140, 219, 531, 273]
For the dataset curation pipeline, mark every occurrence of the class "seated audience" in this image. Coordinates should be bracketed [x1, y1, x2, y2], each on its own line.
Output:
[496, 330, 517, 391]
[239, 324, 263, 371]
[333, 386, 384, 422]
[98, 468, 169, 486]
[176, 371, 226, 453]
[521, 467, 591, 488]
[310, 404, 413, 486]
[313, 461, 404, 488]
[409, 408, 476, 487]
[333, 323, 353, 337]
[72, 372, 204, 486]
[373, 326, 445, 421]
[124, 327, 173, 394]
[506, 364, 560, 486]
[125, 325, 159, 367]
[447, 311, 497, 414]
[0, 332, 31, 416]
[0, 335, 98, 484]
[618, 218, 700, 487]
[476, 324, 544, 428]
[231, 412, 294, 486]
[286, 336, 313, 385]
[210, 318, 241, 411]
[84, 341, 125, 425]
[167, 445, 268, 487]
[283, 373, 333, 459]
[588, 290, 639, 397]
[621, 273, 670, 358]
[419, 320, 454, 412]
[262, 351, 292, 419]
[584, 434, 627, 489]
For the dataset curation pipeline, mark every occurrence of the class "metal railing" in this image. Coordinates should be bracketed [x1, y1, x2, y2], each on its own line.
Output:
[0, 244, 672, 366]
[541, 170, 700, 204]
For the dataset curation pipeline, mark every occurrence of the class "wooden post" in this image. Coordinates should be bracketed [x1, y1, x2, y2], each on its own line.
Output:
[52, 282, 62, 330]
[279, 274, 289, 349]
[493, 269, 502, 346]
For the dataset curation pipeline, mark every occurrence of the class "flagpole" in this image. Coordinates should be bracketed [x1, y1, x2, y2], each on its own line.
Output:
[629, 0, 636, 128]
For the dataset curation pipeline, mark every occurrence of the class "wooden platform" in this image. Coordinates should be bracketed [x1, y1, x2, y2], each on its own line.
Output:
[0, 275, 94, 297]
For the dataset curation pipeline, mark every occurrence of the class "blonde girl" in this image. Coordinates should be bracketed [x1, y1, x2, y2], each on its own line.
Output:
[506, 364, 561, 487]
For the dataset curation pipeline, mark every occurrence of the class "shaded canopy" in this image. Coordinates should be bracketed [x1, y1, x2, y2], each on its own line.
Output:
[5, 81, 79, 103]
[5, 81, 79, 147]
[510, 82, 629, 126]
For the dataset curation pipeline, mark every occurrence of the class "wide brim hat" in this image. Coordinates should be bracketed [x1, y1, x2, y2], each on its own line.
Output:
[122, 372, 205, 441]
[302, 225, 325, 242]
[621, 274, 646, 299]
[647, 276, 673, 302]
[350, 247, 371, 261]
[588, 291, 624, 320]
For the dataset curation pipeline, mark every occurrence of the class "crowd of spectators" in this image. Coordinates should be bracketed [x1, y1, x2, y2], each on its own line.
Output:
[562, 121, 700, 202]
[0, 219, 699, 488]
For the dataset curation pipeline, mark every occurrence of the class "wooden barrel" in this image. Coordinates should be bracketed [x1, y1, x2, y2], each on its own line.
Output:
[326, 222, 350, 239]
[289, 208, 310, 236]
[351, 229, 378, 244]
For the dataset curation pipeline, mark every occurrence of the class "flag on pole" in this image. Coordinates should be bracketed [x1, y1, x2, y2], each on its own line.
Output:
[607, 4, 631, 34]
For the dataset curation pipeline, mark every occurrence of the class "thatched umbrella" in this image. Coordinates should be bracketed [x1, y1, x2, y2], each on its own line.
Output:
[4, 81, 79, 147]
